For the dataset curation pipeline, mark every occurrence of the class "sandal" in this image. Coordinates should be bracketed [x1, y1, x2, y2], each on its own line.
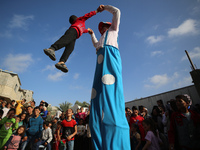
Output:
[55, 63, 68, 73]
[44, 49, 56, 61]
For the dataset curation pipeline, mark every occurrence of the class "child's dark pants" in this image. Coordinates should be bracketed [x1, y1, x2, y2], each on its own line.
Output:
[50, 28, 77, 63]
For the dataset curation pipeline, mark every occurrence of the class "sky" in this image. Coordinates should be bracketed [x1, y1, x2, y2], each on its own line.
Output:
[0, 0, 200, 107]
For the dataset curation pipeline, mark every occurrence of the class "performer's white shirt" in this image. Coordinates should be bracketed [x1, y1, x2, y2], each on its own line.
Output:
[90, 5, 120, 50]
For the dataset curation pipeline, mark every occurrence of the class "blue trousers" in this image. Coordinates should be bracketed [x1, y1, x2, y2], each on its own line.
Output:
[59, 140, 74, 150]
[89, 46, 131, 150]
[20, 135, 37, 150]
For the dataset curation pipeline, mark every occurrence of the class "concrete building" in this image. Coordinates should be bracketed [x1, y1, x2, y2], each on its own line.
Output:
[125, 84, 200, 114]
[0, 69, 33, 102]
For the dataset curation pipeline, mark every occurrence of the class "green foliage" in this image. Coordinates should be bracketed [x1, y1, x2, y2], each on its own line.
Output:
[56, 101, 72, 112]
[75, 100, 89, 107]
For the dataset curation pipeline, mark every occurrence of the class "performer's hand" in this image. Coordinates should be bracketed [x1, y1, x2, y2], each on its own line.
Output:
[88, 28, 93, 34]
[97, 4, 104, 13]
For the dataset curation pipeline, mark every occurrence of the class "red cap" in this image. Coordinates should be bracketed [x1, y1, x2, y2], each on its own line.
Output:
[98, 22, 111, 35]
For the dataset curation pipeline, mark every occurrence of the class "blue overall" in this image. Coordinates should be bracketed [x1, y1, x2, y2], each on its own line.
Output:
[89, 31, 131, 150]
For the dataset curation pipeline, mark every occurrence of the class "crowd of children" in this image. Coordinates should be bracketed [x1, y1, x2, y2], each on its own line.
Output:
[126, 94, 200, 150]
[0, 98, 93, 150]
[0, 94, 200, 150]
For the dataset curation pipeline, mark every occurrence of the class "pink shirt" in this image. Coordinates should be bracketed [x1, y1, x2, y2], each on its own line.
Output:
[145, 131, 161, 150]
[78, 112, 86, 120]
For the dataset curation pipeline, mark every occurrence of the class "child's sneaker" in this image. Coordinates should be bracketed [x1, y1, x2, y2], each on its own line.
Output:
[44, 49, 56, 61]
[55, 63, 68, 73]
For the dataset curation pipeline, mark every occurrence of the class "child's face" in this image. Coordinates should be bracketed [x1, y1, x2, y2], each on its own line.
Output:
[27, 107, 33, 114]
[22, 100, 25, 105]
[43, 124, 47, 128]
[34, 108, 40, 116]
[21, 114, 26, 121]
[18, 127, 24, 135]
[142, 122, 150, 131]
[66, 109, 73, 117]
[133, 110, 138, 116]
[131, 126, 137, 132]
[79, 120, 83, 125]
[8, 110, 15, 118]
[176, 98, 188, 110]
[49, 123, 52, 127]
[15, 117, 20, 122]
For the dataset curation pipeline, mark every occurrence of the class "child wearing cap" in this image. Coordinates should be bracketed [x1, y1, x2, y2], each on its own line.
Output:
[168, 94, 200, 150]
[88, 5, 130, 150]
[43, 5, 104, 73]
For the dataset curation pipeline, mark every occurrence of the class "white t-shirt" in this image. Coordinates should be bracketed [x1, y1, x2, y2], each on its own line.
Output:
[2, 107, 10, 118]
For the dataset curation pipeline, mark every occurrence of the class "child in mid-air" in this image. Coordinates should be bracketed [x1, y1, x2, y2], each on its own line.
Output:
[44, 5, 104, 73]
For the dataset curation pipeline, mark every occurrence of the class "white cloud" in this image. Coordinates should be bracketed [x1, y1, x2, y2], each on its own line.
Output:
[47, 72, 65, 81]
[73, 73, 80, 79]
[173, 76, 192, 88]
[182, 47, 200, 61]
[144, 72, 179, 88]
[168, 19, 198, 37]
[3, 53, 33, 73]
[0, 30, 12, 38]
[146, 35, 164, 44]
[42, 65, 55, 72]
[9, 14, 34, 30]
[151, 51, 163, 57]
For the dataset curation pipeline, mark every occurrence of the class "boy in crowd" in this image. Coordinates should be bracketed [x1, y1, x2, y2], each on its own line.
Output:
[0, 100, 7, 110]
[61, 109, 77, 150]
[36, 121, 53, 150]
[25, 106, 34, 124]
[11, 100, 15, 108]
[21, 106, 43, 150]
[2, 102, 11, 118]
[43, 5, 104, 73]
[168, 95, 200, 150]
[129, 106, 145, 147]
[16, 99, 26, 115]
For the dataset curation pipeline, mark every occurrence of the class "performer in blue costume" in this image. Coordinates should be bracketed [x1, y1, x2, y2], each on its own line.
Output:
[88, 5, 131, 150]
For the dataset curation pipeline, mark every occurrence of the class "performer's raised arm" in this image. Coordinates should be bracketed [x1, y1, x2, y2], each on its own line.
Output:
[104, 5, 120, 31]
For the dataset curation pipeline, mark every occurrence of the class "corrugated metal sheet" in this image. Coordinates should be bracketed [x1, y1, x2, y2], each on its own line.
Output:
[125, 85, 200, 114]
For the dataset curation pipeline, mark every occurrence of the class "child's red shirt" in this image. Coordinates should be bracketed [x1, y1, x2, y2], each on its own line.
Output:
[61, 119, 77, 141]
[70, 11, 96, 39]
[129, 115, 145, 141]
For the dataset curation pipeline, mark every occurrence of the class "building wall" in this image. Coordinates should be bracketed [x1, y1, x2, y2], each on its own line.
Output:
[125, 85, 200, 114]
[0, 70, 33, 102]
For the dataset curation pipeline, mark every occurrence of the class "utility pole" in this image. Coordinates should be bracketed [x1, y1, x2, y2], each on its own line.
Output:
[185, 50, 200, 99]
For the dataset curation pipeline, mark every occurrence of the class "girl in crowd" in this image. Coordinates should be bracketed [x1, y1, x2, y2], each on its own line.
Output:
[142, 118, 162, 150]
[17, 112, 26, 127]
[130, 124, 141, 150]
[53, 121, 62, 150]
[4, 125, 26, 150]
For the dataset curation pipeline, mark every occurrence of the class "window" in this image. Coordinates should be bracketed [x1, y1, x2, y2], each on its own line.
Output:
[14, 84, 18, 92]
